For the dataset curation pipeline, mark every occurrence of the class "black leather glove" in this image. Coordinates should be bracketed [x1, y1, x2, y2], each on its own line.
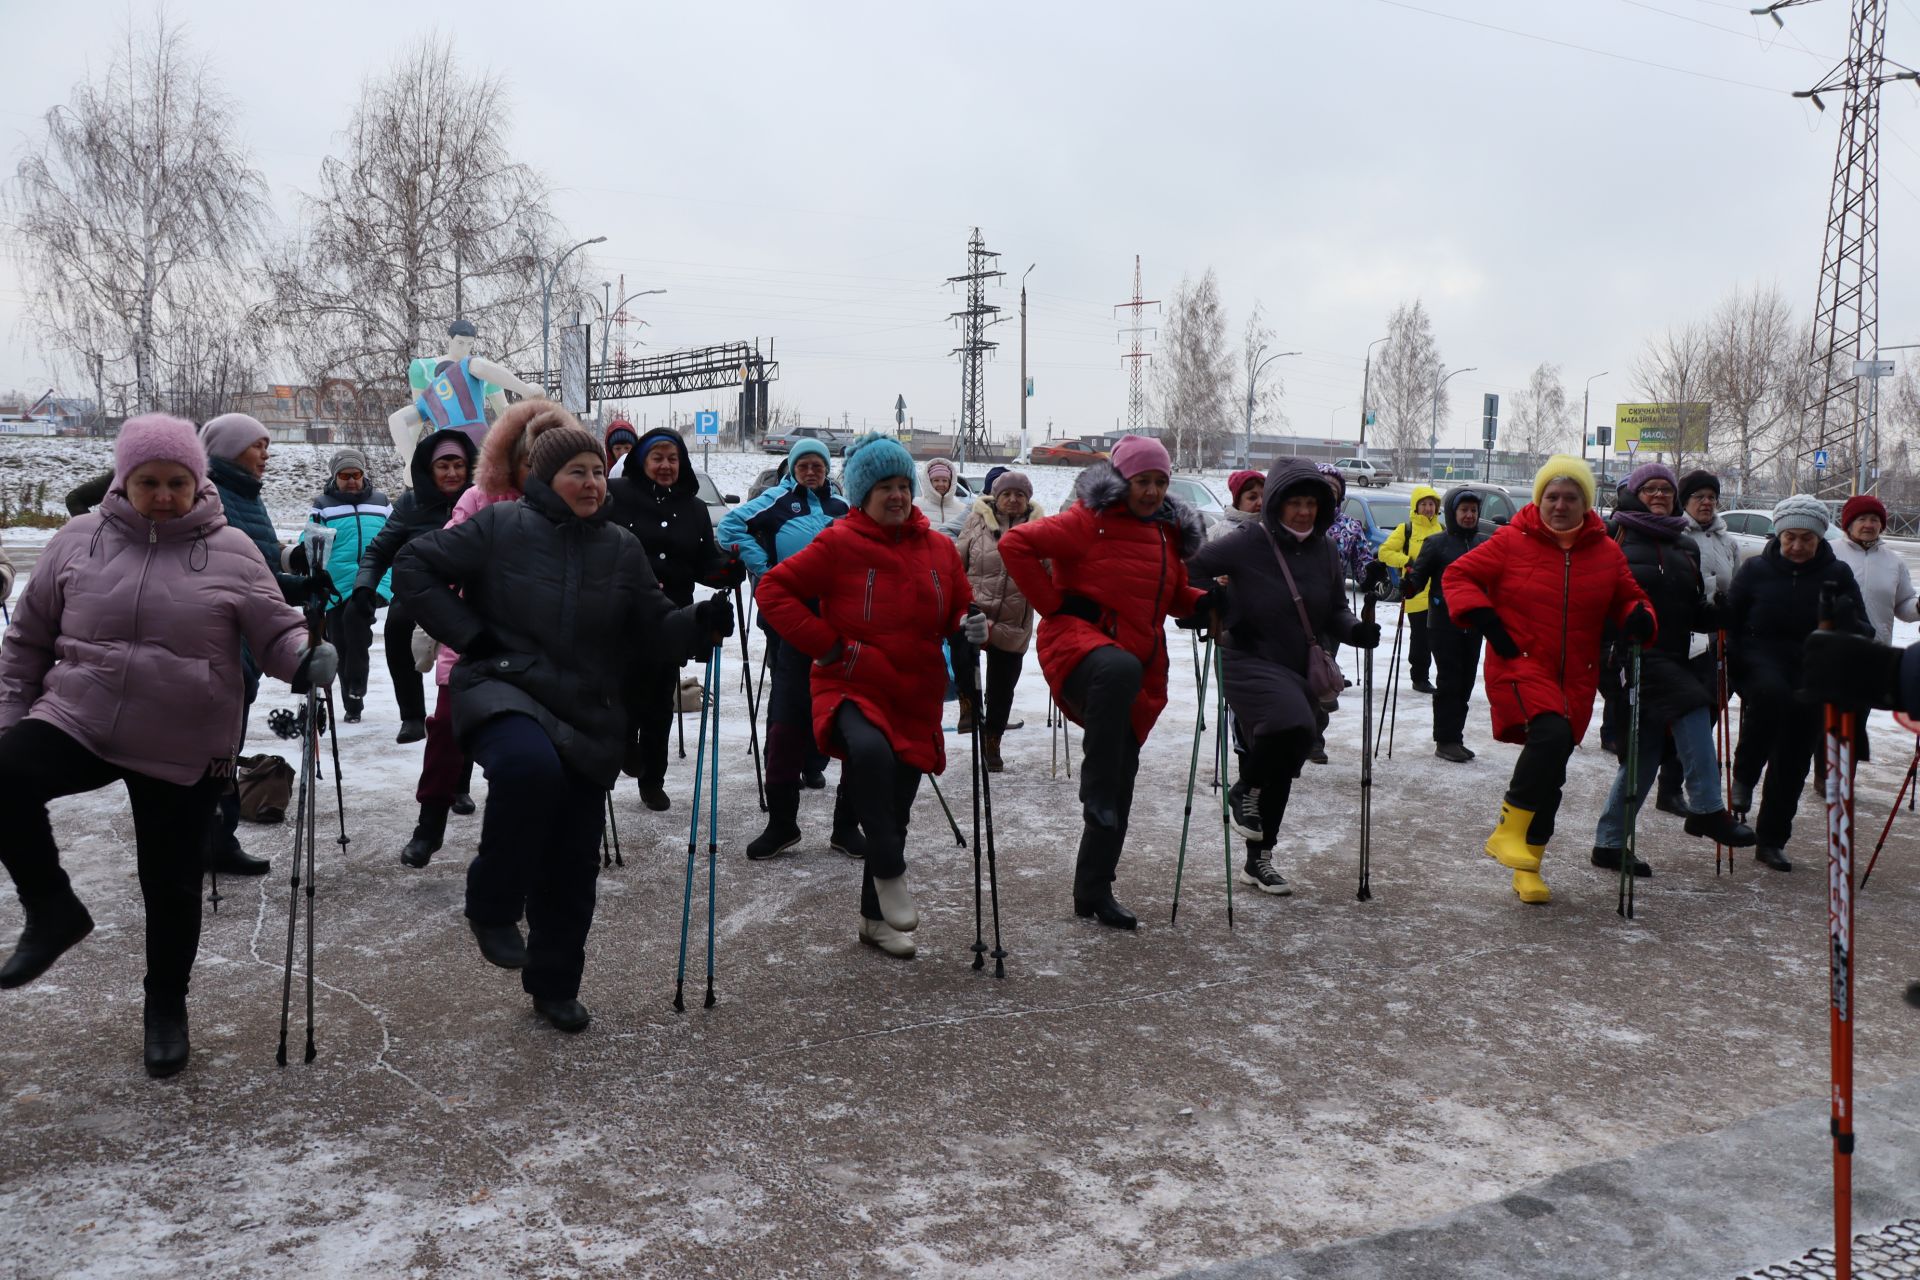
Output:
[350, 585, 380, 623]
[713, 546, 748, 589]
[695, 596, 734, 640]
[1176, 583, 1230, 631]
[286, 543, 308, 576]
[950, 636, 979, 700]
[1360, 560, 1391, 597]
[1463, 608, 1520, 660]
[1349, 621, 1382, 650]
[1800, 632, 1904, 709]
[1621, 603, 1656, 646]
[1054, 593, 1102, 624]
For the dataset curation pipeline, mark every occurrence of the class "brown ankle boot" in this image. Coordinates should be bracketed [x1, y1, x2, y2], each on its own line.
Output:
[983, 733, 1003, 772]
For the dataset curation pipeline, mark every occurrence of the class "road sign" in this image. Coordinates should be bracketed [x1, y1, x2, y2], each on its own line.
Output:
[694, 410, 720, 436]
[1626, 438, 1639, 458]
[895, 394, 906, 426]
[1814, 448, 1830, 470]
[1853, 359, 1896, 378]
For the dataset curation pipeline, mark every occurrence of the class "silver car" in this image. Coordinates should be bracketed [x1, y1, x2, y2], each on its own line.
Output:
[1334, 457, 1394, 488]
[1718, 508, 1842, 562]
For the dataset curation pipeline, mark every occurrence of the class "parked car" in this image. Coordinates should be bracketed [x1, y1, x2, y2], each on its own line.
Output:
[761, 425, 856, 456]
[1030, 439, 1109, 466]
[1719, 508, 1843, 562]
[1168, 476, 1227, 530]
[695, 470, 741, 530]
[1341, 491, 1414, 592]
[1334, 457, 1394, 488]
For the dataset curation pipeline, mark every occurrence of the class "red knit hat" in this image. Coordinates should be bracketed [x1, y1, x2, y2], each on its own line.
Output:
[1841, 494, 1888, 534]
[1228, 469, 1264, 504]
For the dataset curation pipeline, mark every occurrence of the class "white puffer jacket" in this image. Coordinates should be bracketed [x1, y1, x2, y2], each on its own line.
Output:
[1835, 536, 1920, 644]
[1684, 514, 1740, 602]
[914, 463, 969, 538]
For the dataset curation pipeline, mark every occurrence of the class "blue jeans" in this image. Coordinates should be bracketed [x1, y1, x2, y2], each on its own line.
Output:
[1593, 706, 1722, 848]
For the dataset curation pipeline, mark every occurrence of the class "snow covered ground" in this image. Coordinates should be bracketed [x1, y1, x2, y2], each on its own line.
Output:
[2, 440, 1919, 1277]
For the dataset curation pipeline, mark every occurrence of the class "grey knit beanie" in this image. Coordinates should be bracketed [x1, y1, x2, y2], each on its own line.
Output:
[1772, 493, 1830, 536]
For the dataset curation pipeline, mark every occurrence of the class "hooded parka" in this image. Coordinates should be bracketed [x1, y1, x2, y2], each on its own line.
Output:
[1376, 484, 1443, 611]
[606, 428, 729, 608]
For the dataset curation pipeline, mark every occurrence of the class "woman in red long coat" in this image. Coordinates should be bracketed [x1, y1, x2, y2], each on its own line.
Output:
[999, 436, 1213, 930]
[1443, 455, 1653, 905]
[757, 435, 981, 959]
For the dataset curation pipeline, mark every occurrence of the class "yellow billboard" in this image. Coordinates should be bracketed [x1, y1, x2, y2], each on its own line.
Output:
[1614, 402, 1710, 453]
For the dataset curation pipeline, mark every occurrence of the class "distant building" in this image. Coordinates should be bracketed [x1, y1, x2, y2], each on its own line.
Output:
[230, 380, 407, 444]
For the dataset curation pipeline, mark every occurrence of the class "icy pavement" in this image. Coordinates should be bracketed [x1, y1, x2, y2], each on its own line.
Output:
[2, 451, 1919, 1276]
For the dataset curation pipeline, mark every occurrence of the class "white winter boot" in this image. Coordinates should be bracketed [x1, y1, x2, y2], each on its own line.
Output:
[859, 917, 917, 958]
[872, 874, 919, 932]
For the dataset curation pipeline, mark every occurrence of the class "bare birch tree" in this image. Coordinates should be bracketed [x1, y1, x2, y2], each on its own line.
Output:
[1506, 362, 1573, 459]
[1154, 268, 1233, 470]
[266, 34, 562, 391]
[1701, 284, 1800, 490]
[1631, 323, 1713, 472]
[7, 16, 267, 412]
[1231, 300, 1286, 461]
[1373, 299, 1445, 478]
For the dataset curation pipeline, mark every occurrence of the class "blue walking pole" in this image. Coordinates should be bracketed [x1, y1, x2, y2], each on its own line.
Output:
[704, 644, 722, 1009]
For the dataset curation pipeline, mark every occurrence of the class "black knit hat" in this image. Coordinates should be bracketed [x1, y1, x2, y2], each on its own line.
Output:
[1676, 469, 1721, 504]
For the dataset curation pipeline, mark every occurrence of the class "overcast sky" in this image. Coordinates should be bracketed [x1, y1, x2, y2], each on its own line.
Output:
[2, 0, 1913, 454]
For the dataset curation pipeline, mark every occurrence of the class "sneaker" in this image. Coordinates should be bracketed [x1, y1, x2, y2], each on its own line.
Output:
[1435, 742, 1474, 763]
[1226, 780, 1263, 842]
[1238, 857, 1293, 896]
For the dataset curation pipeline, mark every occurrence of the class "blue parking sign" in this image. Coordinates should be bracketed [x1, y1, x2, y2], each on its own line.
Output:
[695, 410, 720, 436]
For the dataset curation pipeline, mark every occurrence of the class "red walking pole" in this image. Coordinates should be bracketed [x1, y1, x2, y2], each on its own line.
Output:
[1819, 590, 1855, 1280]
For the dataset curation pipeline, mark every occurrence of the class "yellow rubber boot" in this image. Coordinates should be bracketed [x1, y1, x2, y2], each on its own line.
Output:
[1512, 867, 1551, 904]
[1483, 803, 1541, 872]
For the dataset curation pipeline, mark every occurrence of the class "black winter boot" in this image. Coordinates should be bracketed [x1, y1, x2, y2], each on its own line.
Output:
[0, 888, 95, 989]
[395, 719, 426, 744]
[1684, 809, 1758, 847]
[829, 783, 867, 860]
[533, 996, 591, 1033]
[637, 781, 671, 812]
[206, 835, 270, 877]
[143, 996, 190, 1078]
[401, 805, 450, 869]
[748, 784, 802, 860]
[450, 793, 476, 816]
[1755, 846, 1793, 872]
[1590, 845, 1652, 877]
[1072, 827, 1136, 929]
[1654, 778, 1687, 818]
[469, 918, 527, 969]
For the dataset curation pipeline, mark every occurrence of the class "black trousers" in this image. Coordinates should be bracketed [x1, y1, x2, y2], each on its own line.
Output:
[631, 661, 681, 789]
[763, 632, 828, 786]
[1060, 646, 1146, 895]
[1244, 730, 1313, 853]
[832, 705, 923, 921]
[983, 646, 1024, 736]
[1429, 621, 1482, 746]
[325, 604, 373, 705]
[1505, 713, 1575, 845]
[0, 719, 220, 1001]
[384, 596, 426, 723]
[1734, 692, 1823, 849]
[465, 714, 606, 1001]
[1406, 609, 1431, 683]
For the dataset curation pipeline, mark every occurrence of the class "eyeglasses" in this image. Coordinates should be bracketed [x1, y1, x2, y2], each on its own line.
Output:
[1686, 491, 1718, 505]
[1638, 485, 1676, 498]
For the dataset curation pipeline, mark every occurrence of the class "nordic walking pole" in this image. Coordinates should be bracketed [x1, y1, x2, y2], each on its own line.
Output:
[1357, 585, 1378, 902]
[1715, 630, 1731, 876]
[1191, 628, 1206, 733]
[704, 644, 721, 1009]
[975, 637, 1008, 978]
[1861, 741, 1919, 889]
[1170, 636, 1216, 924]
[1376, 604, 1406, 760]
[278, 547, 330, 1067]
[275, 703, 312, 1067]
[927, 773, 967, 848]
[323, 688, 350, 861]
[1213, 638, 1235, 930]
[673, 646, 716, 1013]
[1818, 582, 1857, 1280]
[970, 661, 987, 969]
[602, 790, 622, 868]
[733, 585, 767, 811]
[1618, 642, 1643, 921]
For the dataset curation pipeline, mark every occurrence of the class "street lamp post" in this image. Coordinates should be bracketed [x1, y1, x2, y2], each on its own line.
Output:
[1245, 348, 1300, 468]
[1581, 370, 1609, 485]
[526, 233, 607, 389]
[1020, 264, 1035, 462]
[1358, 335, 1388, 459]
[1428, 366, 1477, 481]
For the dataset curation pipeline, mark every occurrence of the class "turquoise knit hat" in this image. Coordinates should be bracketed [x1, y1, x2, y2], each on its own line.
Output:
[841, 433, 918, 507]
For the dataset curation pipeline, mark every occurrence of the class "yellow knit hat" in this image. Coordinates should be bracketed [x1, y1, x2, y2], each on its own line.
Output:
[1532, 454, 1596, 508]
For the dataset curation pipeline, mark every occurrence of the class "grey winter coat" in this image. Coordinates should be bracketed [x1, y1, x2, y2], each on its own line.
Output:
[1204, 506, 1261, 544]
[392, 475, 706, 788]
[1684, 513, 1740, 603]
[1186, 457, 1359, 743]
[955, 494, 1046, 653]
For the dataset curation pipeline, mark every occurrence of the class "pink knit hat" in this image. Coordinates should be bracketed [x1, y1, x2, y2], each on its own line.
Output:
[114, 413, 207, 489]
[1109, 434, 1171, 480]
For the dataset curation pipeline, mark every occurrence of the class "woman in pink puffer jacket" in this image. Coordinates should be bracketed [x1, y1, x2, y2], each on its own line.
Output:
[0, 414, 333, 1078]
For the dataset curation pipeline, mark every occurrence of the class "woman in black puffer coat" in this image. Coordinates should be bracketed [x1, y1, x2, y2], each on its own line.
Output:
[355, 427, 478, 740]
[1186, 457, 1380, 896]
[1587, 464, 1753, 877]
[606, 428, 745, 810]
[394, 418, 732, 1033]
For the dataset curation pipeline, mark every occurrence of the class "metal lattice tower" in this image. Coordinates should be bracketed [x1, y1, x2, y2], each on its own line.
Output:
[612, 272, 631, 422]
[947, 228, 1004, 463]
[1115, 256, 1159, 434]
[1783, 0, 1908, 495]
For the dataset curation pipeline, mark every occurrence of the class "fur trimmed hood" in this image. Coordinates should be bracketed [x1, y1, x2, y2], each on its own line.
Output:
[1072, 460, 1206, 556]
[475, 399, 581, 498]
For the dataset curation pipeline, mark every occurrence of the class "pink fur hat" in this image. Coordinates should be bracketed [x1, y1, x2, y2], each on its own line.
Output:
[114, 413, 208, 489]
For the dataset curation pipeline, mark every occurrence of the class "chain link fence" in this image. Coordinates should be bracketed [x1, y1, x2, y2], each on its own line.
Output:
[1736, 1218, 1920, 1278]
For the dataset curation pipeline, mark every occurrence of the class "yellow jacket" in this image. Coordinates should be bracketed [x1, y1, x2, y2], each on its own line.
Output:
[1377, 484, 1444, 613]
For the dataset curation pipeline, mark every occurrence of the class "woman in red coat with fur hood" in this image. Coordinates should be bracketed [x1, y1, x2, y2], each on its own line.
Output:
[757, 434, 982, 960]
[1444, 455, 1653, 905]
[999, 436, 1215, 930]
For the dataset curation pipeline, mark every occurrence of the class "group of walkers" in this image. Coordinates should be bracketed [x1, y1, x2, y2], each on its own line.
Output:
[3, 393, 1916, 1075]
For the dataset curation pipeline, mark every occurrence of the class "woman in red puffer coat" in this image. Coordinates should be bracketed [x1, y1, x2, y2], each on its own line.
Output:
[1443, 455, 1652, 906]
[999, 436, 1213, 931]
[757, 434, 980, 960]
